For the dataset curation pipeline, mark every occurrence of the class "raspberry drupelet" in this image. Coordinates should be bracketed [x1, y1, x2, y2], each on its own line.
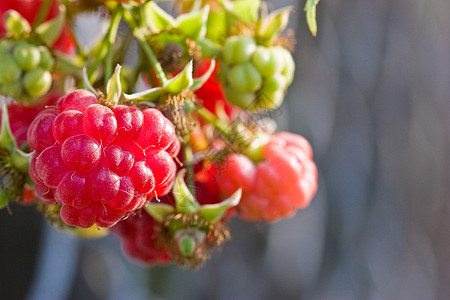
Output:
[27, 89, 180, 228]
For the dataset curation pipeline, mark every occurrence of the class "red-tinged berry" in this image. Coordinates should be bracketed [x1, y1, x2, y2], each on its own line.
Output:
[216, 132, 318, 222]
[28, 89, 180, 228]
[111, 211, 171, 265]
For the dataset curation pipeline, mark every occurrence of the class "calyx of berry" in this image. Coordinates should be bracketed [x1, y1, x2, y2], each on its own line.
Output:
[0, 103, 32, 208]
[124, 59, 216, 102]
[146, 169, 241, 222]
[4, 10, 31, 36]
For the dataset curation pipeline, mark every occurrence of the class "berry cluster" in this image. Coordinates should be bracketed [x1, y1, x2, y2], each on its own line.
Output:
[0, 0, 321, 269]
[220, 36, 295, 111]
[0, 40, 53, 100]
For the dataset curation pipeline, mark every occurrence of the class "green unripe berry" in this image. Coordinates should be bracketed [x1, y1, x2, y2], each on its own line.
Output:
[251, 46, 284, 77]
[0, 56, 22, 83]
[0, 81, 23, 99]
[227, 63, 262, 93]
[275, 46, 295, 85]
[13, 43, 41, 71]
[257, 89, 284, 110]
[0, 40, 13, 55]
[225, 86, 255, 108]
[262, 74, 287, 93]
[223, 36, 256, 65]
[23, 68, 52, 97]
[38, 46, 54, 70]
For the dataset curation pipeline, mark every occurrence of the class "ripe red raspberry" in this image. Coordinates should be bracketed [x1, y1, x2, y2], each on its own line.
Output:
[216, 132, 318, 222]
[0, 93, 59, 147]
[111, 211, 171, 265]
[27, 89, 180, 228]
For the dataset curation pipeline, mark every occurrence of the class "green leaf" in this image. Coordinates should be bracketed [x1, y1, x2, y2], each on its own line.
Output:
[106, 65, 122, 106]
[221, 0, 260, 23]
[35, 4, 66, 46]
[304, 0, 320, 36]
[257, 7, 292, 43]
[145, 203, 175, 222]
[144, 1, 175, 32]
[163, 60, 194, 94]
[198, 188, 241, 222]
[172, 169, 199, 214]
[123, 86, 163, 102]
[0, 103, 17, 151]
[4, 10, 31, 35]
[196, 38, 222, 57]
[175, 6, 210, 40]
[190, 59, 216, 91]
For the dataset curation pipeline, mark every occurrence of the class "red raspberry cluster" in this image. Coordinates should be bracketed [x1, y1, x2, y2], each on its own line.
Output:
[217, 132, 318, 222]
[27, 89, 180, 228]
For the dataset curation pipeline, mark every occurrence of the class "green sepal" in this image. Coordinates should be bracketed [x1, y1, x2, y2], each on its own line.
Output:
[173, 169, 200, 213]
[4, 10, 31, 36]
[123, 86, 163, 102]
[144, 1, 175, 32]
[106, 65, 122, 106]
[256, 7, 292, 43]
[196, 38, 222, 57]
[0, 102, 17, 151]
[198, 188, 241, 222]
[10, 148, 32, 173]
[54, 52, 84, 74]
[163, 60, 193, 94]
[190, 59, 216, 91]
[221, 0, 260, 23]
[145, 202, 175, 222]
[35, 5, 66, 46]
[82, 67, 99, 96]
[175, 6, 210, 40]
[304, 0, 320, 36]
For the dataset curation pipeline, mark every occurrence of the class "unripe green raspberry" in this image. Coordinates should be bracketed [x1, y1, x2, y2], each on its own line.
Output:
[0, 40, 13, 55]
[225, 86, 255, 108]
[0, 56, 22, 83]
[261, 74, 286, 93]
[223, 36, 256, 65]
[251, 46, 284, 77]
[276, 47, 295, 85]
[257, 89, 284, 110]
[13, 43, 41, 71]
[23, 68, 52, 97]
[227, 63, 262, 93]
[0, 81, 23, 99]
[38, 46, 54, 70]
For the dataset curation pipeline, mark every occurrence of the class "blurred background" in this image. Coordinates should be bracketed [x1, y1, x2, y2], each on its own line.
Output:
[1, 0, 450, 299]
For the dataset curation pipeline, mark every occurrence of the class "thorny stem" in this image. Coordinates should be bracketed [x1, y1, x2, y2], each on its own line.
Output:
[137, 38, 167, 85]
[183, 142, 196, 195]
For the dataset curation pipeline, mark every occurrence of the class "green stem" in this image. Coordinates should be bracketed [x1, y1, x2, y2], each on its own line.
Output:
[196, 107, 229, 137]
[183, 143, 196, 195]
[104, 9, 122, 87]
[137, 38, 167, 85]
[33, 0, 52, 27]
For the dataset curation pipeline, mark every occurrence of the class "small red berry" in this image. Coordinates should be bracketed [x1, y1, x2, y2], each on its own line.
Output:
[216, 132, 318, 222]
